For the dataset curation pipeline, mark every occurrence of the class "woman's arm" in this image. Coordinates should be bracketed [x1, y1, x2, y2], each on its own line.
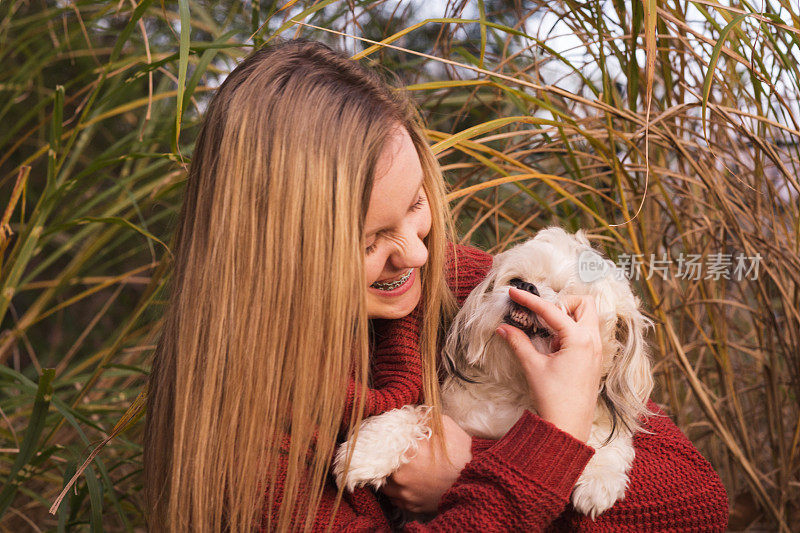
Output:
[461, 402, 729, 532]
[404, 410, 594, 531]
[261, 409, 595, 532]
[555, 401, 729, 531]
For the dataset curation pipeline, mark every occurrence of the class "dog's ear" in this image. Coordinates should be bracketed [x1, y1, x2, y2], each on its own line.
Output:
[442, 268, 497, 374]
[604, 300, 654, 435]
[574, 228, 592, 248]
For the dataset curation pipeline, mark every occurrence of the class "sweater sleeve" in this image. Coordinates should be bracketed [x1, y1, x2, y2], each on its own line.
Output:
[547, 401, 729, 532]
[463, 405, 729, 532]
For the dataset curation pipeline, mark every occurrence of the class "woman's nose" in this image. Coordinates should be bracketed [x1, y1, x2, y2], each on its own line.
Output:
[389, 230, 428, 269]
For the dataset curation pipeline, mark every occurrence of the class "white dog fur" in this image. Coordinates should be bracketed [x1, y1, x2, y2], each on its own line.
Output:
[333, 227, 654, 519]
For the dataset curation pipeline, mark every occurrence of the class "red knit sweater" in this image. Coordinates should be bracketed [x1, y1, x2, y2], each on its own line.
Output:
[262, 244, 729, 531]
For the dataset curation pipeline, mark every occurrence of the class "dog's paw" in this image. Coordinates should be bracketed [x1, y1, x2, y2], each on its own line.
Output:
[333, 405, 432, 492]
[571, 467, 629, 519]
[571, 435, 635, 519]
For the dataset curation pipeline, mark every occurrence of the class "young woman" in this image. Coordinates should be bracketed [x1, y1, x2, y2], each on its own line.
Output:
[143, 39, 728, 531]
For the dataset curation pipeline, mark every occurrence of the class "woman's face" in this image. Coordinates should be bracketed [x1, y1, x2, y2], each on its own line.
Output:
[363, 127, 432, 319]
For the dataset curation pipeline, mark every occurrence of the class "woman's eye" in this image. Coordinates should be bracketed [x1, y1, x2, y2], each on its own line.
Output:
[365, 193, 424, 256]
[409, 194, 426, 212]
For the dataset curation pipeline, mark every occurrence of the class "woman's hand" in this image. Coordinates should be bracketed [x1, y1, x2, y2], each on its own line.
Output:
[380, 414, 472, 513]
[496, 287, 603, 443]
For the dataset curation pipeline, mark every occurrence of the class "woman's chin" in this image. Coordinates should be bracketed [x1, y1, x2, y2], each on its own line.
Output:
[366, 274, 422, 319]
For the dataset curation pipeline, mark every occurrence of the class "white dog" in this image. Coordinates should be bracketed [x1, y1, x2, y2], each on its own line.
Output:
[334, 227, 654, 518]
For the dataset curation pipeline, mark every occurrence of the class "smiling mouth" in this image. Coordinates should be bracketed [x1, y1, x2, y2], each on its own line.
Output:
[370, 269, 413, 291]
[504, 302, 551, 338]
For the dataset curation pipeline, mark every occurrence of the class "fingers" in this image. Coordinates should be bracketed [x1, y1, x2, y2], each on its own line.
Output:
[381, 479, 420, 513]
[508, 288, 599, 330]
[381, 482, 406, 511]
[561, 294, 599, 325]
[381, 478, 401, 499]
[507, 287, 574, 335]
[495, 323, 547, 369]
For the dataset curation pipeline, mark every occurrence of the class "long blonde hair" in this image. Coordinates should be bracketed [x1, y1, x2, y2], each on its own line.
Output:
[143, 39, 456, 531]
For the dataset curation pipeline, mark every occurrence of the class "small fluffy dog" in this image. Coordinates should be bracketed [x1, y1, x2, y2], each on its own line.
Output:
[334, 227, 653, 518]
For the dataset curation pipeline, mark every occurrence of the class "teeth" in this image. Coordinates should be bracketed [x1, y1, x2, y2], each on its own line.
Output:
[511, 313, 532, 327]
[508, 310, 533, 327]
[371, 269, 413, 291]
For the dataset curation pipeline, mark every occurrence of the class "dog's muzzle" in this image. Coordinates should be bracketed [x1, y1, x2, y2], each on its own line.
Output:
[504, 278, 551, 338]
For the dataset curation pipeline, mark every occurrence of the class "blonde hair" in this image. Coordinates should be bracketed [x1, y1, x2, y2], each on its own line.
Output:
[143, 39, 456, 531]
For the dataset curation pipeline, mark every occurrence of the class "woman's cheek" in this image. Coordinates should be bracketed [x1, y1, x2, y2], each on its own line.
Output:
[364, 257, 381, 286]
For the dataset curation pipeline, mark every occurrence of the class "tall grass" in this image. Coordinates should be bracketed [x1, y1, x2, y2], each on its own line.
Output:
[1, 0, 798, 530]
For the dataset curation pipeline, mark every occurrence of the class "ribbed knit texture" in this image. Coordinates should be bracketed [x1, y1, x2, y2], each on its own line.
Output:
[261, 244, 728, 531]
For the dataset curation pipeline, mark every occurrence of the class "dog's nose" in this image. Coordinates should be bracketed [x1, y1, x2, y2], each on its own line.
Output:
[509, 278, 539, 296]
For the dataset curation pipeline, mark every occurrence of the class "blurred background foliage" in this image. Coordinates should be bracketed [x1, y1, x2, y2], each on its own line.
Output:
[1, 0, 799, 530]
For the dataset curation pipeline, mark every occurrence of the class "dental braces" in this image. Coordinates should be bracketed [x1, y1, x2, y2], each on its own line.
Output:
[371, 269, 412, 290]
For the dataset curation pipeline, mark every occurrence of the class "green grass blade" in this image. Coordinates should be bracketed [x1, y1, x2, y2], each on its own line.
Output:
[57, 460, 77, 533]
[478, 0, 487, 69]
[67, 216, 173, 258]
[174, 0, 191, 153]
[700, 13, 750, 139]
[85, 464, 104, 533]
[0, 368, 55, 518]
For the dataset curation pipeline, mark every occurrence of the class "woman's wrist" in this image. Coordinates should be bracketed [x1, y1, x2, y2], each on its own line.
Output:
[537, 405, 595, 443]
